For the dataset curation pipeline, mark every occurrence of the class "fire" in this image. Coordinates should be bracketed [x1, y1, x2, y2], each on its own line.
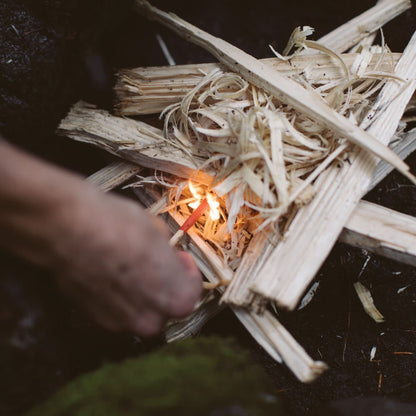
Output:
[207, 193, 220, 221]
[188, 181, 220, 221]
[188, 181, 202, 209]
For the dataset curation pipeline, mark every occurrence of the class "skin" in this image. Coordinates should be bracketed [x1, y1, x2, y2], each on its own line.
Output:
[0, 138, 202, 336]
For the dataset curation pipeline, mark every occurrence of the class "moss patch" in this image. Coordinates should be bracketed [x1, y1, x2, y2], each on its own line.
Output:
[26, 336, 286, 416]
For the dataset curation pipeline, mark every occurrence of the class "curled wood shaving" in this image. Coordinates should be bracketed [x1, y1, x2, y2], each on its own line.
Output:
[129, 34, 401, 272]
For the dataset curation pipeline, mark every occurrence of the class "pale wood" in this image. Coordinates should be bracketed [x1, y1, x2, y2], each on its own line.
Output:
[340, 201, 416, 267]
[86, 161, 141, 191]
[316, 0, 411, 53]
[353, 281, 385, 323]
[251, 31, 416, 310]
[77, 0, 414, 382]
[370, 127, 416, 189]
[134, 186, 327, 382]
[121, 0, 411, 116]
[115, 53, 401, 116]
[135, 0, 414, 183]
[223, 127, 416, 306]
[235, 309, 328, 382]
[178, 220, 327, 382]
[58, 101, 213, 185]
[76, 108, 416, 276]
[82, 139, 416, 382]
[84, 164, 416, 378]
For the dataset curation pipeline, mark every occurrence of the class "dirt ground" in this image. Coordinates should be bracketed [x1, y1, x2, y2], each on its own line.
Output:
[1, 1, 416, 415]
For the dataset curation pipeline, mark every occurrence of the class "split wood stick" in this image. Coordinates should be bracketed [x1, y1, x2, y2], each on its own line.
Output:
[340, 201, 416, 267]
[251, 31, 416, 310]
[234, 309, 328, 382]
[84, 165, 415, 380]
[85, 144, 416, 279]
[346, 0, 389, 55]
[87, 161, 141, 191]
[315, 0, 411, 53]
[370, 127, 416, 189]
[183, 224, 327, 382]
[222, 127, 416, 307]
[58, 101, 213, 185]
[115, 53, 401, 116]
[74, 107, 416, 272]
[135, 0, 415, 184]
[134, 187, 327, 382]
[119, 0, 410, 116]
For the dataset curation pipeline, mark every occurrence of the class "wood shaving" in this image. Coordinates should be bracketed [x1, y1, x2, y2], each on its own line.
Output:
[127, 35, 402, 271]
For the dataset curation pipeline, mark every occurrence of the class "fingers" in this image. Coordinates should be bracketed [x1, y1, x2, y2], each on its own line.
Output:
[53, 191, 205, 338]
[64, 277, 168, 337]
[177, 251, 200, 277]
[131, 310, 166, 337]
[148, 250, 203, 319]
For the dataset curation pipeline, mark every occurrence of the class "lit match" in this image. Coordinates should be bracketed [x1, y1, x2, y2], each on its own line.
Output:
[169, 198, 209, 246]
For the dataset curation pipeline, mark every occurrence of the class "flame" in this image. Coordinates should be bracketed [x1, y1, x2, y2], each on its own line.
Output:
[188, 180, 220, 221]
[207, 193, 220, 221]
[188, 181, 202, 209]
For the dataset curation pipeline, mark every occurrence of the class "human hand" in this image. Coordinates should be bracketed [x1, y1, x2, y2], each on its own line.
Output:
[0, 140, 202, 337]
[52, 189, 203, 337]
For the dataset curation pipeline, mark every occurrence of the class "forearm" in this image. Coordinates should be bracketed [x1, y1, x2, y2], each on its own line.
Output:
[0, 138, 93, 268]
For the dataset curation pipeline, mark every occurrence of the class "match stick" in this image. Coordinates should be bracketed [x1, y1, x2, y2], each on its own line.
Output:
[169, 199, 226, 290]
[169, 199, 209, 246]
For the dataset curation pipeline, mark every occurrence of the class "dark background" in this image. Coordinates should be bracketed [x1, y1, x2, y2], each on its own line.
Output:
[1, 1, 416, 414]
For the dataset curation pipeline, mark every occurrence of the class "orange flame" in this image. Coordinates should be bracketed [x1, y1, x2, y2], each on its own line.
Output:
[207, 193, 220, 221]
[188, 180, 220, 221]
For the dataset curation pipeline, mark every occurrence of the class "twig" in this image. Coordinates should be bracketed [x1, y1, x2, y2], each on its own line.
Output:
[156, 33, 176, 65]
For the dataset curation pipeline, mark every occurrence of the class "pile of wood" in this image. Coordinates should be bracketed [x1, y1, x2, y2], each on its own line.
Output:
[58, 0, 416, 382]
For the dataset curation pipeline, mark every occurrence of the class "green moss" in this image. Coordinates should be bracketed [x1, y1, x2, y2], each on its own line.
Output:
[27, 337, 287, 416]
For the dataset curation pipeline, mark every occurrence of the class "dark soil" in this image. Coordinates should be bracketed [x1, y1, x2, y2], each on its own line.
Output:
[1, 1, 416, 415]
